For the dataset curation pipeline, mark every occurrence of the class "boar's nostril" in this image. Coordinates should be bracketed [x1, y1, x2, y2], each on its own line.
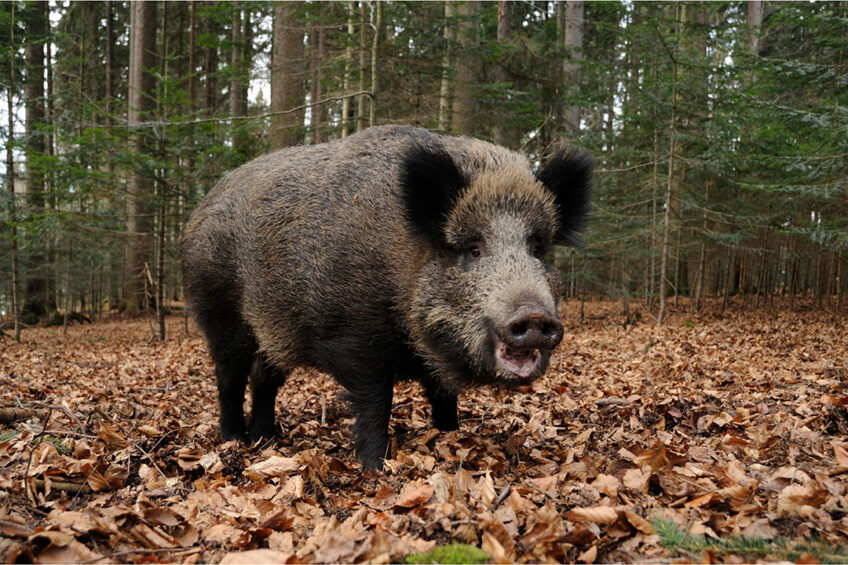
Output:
[509, 321, 528, 337]
[503, 306, 563, 350]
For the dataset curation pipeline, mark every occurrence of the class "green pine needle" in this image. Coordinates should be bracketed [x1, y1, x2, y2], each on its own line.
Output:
[653, 516, 848, 563]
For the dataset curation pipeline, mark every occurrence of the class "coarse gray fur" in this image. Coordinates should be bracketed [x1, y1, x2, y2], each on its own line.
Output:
[181, 125, 591, 469]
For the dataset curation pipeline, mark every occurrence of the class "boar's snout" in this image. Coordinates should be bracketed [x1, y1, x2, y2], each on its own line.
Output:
[491, 304, 563, 381]
[504, 305, 563, 351]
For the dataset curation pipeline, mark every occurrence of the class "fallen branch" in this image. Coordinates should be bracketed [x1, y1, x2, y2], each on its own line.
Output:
[33, 479, 93, 495]
[0, 407, 49, 423]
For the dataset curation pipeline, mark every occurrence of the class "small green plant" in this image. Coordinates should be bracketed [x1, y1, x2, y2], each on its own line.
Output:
[406, 543, 490, 564]
[0, 431, 21, 442]
[34, 435, 71, 455]
[654, 516, 848, 563]
[683, 321, 695, 328]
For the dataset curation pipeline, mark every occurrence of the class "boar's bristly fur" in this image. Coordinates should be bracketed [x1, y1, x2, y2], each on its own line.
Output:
[181, 125, 591, 470]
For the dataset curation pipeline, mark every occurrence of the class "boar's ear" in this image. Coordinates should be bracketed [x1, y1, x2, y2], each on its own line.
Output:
[401, 144, 468, 243]
[536, 149, 592, 248]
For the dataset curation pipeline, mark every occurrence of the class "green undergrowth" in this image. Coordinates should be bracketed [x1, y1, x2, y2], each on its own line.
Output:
[654, 516, 848, 563]
[406, 542, 490, 564]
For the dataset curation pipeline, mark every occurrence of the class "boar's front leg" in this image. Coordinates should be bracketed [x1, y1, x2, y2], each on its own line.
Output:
[421, 376, 459, 432]
[347, 379, 395, 470]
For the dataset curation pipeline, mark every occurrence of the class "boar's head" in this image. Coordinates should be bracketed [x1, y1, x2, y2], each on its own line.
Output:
[402, 143, 591, 391]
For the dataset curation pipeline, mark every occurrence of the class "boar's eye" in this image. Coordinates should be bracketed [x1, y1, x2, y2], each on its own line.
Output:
[530, 242, 545, 259]
[467, 242, 485, 260]
[529, 235, 546, 259]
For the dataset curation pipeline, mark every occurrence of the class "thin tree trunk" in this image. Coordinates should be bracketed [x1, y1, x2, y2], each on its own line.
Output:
[341, 2, 356, 138]
[451, 0, 479, 135]
[562, 0, 584, 140]
[369, 0, 382, 128]
[124, 0, 158, 311]
[270, 1, 305, 148]
[721, 245, 733, 313]
[106, 0, 114, 126]
[657, 5, 680, 326]
[492, 1, 516, 147]
[230, 1, 246, 152]
[188, 0, 196, 111]
[203, 10, 218, 115]
[6, 4, 21, 341]
[356, 1, 367, 133]
[747, 0, 763, 55]
[438, 1, 456, 132]
[23, 0, 49, 319]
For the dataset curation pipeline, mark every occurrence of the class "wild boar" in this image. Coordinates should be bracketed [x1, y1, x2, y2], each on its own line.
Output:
[181, 125, 591, 469]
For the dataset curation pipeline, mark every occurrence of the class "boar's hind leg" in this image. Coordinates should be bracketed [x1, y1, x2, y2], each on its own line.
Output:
[201, 316, 257, 443]
[346, 380, 395, 471]
[248, 355, 288, 441]
[421, 376, 459, 432]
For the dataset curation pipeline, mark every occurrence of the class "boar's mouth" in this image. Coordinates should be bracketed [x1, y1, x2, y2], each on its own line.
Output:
[494, 341, 543, 380]
[485, 319, 552, 383]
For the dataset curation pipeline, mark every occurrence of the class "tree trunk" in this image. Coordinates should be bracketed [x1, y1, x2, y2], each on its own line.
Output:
[23, 0, 50, 319]
[341, 2, 356, 138]
[492, 1, 518, 148]
[369, 0, 382, 128]
[6, 3, 21, 341]
[124, 0, 158, 311]
[105, 0, 114, 125]
[271, 1, 305, 148]
[230, 1, 247, 152]
[747, 0, 763, 55]
[451, 0, 479, 135]
[438, 1, 457, 132]
[188, 0, 196, 111]
[203, 8, 218, 115]
[356, 1, 367, 133]
[561, 0, 584, 140]
[657, 5, 680, 326]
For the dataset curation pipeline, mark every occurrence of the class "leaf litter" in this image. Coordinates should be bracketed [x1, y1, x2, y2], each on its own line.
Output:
[0, 299, 846, 563]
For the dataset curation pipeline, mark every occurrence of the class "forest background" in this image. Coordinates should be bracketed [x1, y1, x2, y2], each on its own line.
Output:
[1, 0, 847, 340]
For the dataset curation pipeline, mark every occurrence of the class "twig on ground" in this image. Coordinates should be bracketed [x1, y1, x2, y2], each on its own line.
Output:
[33, 479, 93, 494]
[25, 408, 53, 506]
[492, 483, 512, 511]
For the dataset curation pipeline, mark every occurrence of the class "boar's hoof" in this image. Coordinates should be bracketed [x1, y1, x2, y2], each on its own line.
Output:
[248, 420, 278, 443]
[220, 427, 248, 444]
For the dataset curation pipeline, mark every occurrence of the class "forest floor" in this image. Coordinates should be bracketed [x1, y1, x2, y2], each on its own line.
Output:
[0, 298, 847, 564]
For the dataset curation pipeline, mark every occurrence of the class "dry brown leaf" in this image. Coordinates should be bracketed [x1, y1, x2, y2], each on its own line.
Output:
[577, 544, 598, 563]
[567, 506, 619, 524]
[220, 549, 296, 564]
[245, 456, 300, 479]
[394, 482, 434, 509]
[622, 467, 651, 492]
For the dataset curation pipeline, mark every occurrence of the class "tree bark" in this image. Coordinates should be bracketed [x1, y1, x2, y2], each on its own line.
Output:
[188, 0, 196, 111]
[562, 0, 584, 140]
[341, 2, 356, 138]
[657, 4, 680, 326]
[438, 1, 457, 132]
[271, 1, 305, 148]
[6, 3, 21, 341]
[356, 1, 367, 133]
[203, 6, 218, 115]
[124, 0, 158, 311]
[451, 0, 479, 136]
[747, 0, 763, 55]
[23, 0, 50, 319]
[492, 1, 518, 148]
[230, 1, 247, 152]
[369, 0, 382, 128]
